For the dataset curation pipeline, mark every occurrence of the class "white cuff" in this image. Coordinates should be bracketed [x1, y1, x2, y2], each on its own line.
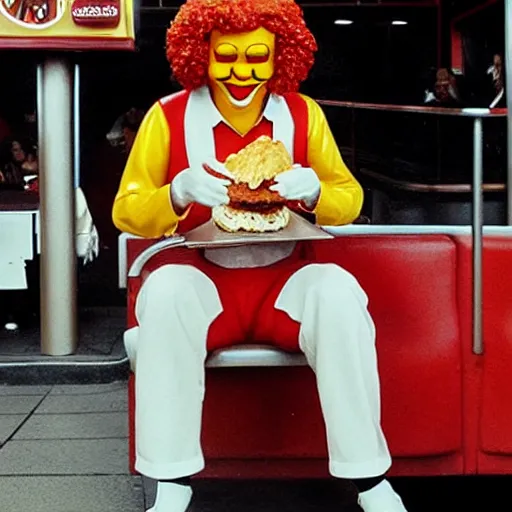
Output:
[135, 454, 205, 480]
[329, 456, 392, 479]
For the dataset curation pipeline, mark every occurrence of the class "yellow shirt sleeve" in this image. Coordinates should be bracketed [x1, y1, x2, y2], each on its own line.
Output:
[112, 102, 186, 238]
[300, 94, 364, 226]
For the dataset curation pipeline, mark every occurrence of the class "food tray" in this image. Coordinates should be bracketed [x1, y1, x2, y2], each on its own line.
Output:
[183, 210, 333, 249]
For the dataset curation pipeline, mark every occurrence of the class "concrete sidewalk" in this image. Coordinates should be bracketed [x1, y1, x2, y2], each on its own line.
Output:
[0, 381, 143, 512]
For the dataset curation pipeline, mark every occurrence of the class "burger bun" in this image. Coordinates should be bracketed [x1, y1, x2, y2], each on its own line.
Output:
[212, 205, 290, 233]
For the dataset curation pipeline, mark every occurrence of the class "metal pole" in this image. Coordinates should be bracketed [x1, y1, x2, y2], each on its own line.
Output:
[473, 116, 484, 355]
[38, 57, 78, 355]
[505, 0, 512, 224]
[73, 63, 80, 188]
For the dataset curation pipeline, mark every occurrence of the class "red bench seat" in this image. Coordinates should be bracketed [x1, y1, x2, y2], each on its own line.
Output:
[126, 235, 465, 477]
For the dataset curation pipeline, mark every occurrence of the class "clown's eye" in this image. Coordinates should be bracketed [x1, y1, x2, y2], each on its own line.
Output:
[215, 52, 238, 63]
[246, 44, 270, 64]
[214, 43, 238, 63]
[246, 55, 269, 64]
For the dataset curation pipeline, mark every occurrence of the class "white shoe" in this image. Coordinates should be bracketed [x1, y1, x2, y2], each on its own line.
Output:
[146, 482, 193, 512]
[358, 480, 408, 512]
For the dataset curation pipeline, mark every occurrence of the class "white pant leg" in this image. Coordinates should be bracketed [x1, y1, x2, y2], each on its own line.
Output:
[129, 264, 223, 480]
[275, 263, 391, 479]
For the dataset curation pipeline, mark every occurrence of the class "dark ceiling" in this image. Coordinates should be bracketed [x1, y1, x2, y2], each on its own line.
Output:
[444, 0, 496, 18]
[137, 0, 502, 23]
[138, 0, 440, 11]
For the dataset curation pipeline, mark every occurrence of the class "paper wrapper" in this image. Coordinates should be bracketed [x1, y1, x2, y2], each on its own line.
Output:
[183, 211, 332, 249]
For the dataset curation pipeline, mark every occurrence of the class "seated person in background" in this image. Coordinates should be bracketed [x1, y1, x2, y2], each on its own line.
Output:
[0, 137, 38, 189]
[0, 139, 25, 188]
[121, 108, 145, 154]
[487, 54, 505, 108]
[106, 107, 145, 155]
[113, 1, 408, 511]
[483, 54, 506, 177]
[424, 68, 462, 107]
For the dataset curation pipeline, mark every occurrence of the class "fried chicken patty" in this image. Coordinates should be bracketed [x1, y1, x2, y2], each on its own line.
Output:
[227, 180, 287, 209]
[204, 164, 287, 212]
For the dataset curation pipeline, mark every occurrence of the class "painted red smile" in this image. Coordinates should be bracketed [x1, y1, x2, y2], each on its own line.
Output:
[224, 84, 258, 101]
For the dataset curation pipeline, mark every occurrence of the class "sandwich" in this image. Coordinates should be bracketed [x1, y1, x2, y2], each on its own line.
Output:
[208, 136, 293, 233]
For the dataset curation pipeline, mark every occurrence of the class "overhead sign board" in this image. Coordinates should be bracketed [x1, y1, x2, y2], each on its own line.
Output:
[0, 0, 135, 49]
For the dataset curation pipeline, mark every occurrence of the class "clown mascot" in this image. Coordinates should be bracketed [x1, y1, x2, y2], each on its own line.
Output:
[113, 0, 408, 510]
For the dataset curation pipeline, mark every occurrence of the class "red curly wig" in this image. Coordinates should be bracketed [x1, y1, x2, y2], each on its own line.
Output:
[166, 0, 317, 94]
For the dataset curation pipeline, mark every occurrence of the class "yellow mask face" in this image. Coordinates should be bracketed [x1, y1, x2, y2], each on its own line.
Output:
[208, 27, 275, 108]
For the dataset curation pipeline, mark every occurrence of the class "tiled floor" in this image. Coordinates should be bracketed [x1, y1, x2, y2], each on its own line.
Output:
[0, 381, 143, 512]
[0, 380, 509, 512]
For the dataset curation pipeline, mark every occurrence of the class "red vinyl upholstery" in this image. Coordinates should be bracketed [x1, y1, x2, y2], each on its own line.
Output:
[453, 236, 478, 475]
[455, 236, 512, 474]
[126, 235, 466, 477]
[480, 237, 512, 459]
[311, 237, 462, 460]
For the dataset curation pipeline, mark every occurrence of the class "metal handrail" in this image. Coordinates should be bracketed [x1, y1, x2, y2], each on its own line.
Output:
[360, 168, 506, 193]
[473, 117, 484, 354]
[73, 64, 80, 188]
[127, 235, 186, 278]
[324, 225, 512, 236]
[317, 100, 507, 117]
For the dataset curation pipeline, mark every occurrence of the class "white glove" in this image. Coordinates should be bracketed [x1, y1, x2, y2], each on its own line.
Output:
[75, 187, 100, 265]
[76, 225, 99, 265]
[171, 160, 233, 212]
[270, 165, 321, 209]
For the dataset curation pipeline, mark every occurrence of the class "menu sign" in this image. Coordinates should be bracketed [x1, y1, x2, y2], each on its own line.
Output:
[0, 0, 134, 49]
